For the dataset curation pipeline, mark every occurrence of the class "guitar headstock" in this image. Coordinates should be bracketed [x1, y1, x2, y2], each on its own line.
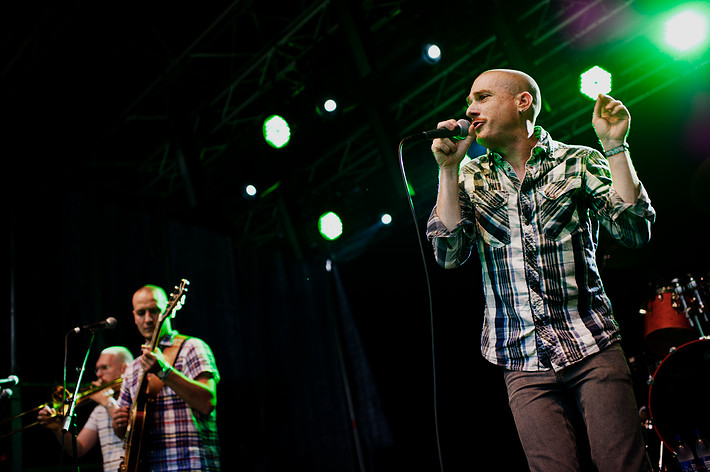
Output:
[160, 279, 189, 323]
[148, 279, 189, 348]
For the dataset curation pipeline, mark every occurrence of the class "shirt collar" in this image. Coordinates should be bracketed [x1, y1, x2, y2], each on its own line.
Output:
[158, 330, 180, 347]
[479, 126, 557, 171]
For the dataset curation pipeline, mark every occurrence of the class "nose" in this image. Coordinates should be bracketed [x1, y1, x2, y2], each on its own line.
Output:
[466, 103, 479, 120]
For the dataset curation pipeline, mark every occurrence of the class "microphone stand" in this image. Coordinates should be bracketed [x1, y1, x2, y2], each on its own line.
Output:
[62, 330, 96, 471]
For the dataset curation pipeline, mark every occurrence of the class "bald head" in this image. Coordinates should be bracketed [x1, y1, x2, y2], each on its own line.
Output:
[479, 69, 542, 122]
[132, 285, 168, 311]
[132, 285, 170, 341]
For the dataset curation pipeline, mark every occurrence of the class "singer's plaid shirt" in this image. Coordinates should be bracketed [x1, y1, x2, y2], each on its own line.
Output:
[427, 127, 655, 372]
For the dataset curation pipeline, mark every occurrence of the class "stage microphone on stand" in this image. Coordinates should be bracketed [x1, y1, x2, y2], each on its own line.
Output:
[0, 375, 18, 389]
[72, 317, 118, 334]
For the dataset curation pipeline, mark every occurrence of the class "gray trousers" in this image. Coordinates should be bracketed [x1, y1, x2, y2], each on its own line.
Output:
[503, 343, 649, 472]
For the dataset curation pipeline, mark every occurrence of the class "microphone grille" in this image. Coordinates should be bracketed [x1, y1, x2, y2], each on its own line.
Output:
[106, 317, 118, 328]
[456, 119, 471, 138]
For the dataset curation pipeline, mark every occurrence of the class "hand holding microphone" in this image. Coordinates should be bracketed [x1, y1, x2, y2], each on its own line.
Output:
[430, 118, 475, 169]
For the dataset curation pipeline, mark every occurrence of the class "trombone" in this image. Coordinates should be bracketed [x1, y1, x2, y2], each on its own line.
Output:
[0, 377, 123, 439]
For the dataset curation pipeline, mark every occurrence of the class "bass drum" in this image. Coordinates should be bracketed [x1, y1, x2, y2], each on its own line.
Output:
[648, 338, 710, 453]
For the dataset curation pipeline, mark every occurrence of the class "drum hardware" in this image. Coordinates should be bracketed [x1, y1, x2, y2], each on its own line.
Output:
[686, 275, 708, 325]
[670, 278, 694, 328]
[642, 274, 709, 357]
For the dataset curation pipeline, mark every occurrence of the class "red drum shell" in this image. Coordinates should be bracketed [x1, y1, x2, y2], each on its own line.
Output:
[644, 289, 695, 357]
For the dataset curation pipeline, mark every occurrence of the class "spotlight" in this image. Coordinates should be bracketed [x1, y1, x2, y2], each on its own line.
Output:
[242, 184, 257, 199]
[423, 43, 442, 64]
[665, 8, 708, 52]
[316, 97, 339, 118]
[263, 115, 291, 149]
[380, 213, 393, 225]
[580, 66, 612, 100]
[318, 212, 343, 241]
[323, 99, 337, 113]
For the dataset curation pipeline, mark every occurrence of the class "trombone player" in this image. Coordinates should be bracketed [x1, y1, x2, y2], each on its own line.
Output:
[37, 346, 133, 472]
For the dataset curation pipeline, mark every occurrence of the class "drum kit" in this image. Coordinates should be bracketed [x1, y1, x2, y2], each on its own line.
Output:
[639, 273, 709, 465]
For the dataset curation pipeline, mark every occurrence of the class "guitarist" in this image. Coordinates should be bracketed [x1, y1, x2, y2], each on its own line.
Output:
[112, 284, 220, 471]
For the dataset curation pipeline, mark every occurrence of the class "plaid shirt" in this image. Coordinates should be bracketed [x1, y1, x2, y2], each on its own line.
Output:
[427, 127, 655, 372]
[118, 332, 221, 471]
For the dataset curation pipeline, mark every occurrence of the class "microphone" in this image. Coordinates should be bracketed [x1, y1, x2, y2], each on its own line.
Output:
[406, 119, 471, 141]
[72, 317, 118, 334]
[0, 375, 19, 388]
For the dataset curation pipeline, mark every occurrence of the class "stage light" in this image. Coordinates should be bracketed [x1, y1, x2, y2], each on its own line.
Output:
[665, 8, 708, 52]
[380, 213, 392, 225]
[318, 211, 343, 241]
[323, 99, 337, 113]
[242, 184, 257, 199]
[423, 43, 442, 64]
[580, 66, 612, 100]
[316, 97, 339, 118]
[263, 115, 291, 149]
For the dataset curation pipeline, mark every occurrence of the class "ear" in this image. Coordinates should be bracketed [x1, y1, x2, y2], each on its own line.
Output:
[517, 91, 533, 114]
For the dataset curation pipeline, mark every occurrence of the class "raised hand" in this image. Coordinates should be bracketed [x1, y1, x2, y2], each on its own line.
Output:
[592, 93, 630, 149]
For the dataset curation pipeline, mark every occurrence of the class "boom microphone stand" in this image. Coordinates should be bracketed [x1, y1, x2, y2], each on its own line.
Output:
[61, 330, 96, 471]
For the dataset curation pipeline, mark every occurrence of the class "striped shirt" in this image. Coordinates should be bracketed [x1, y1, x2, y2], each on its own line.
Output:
[83, 404, 124, 472]
[427, 127, 655, 372]
[118, 332, 221, 471]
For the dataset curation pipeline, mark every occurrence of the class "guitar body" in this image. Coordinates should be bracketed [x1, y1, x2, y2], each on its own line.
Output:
[119, 279, 189, 472]
[120, 388, 153, 472]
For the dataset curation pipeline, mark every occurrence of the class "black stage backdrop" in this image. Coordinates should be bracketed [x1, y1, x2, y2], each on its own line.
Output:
[5, 80, 710, 471]
[6, 191, 402, 471]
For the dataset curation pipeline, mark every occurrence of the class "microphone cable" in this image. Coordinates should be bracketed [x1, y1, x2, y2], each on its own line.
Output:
[397, 138, 445, 472]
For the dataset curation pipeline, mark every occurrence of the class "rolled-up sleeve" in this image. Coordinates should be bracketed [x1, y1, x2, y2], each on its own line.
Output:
[426, 182, 477, 268]
[585, 149, 656, 248]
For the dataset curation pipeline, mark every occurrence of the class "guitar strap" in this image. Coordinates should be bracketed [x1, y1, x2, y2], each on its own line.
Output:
[146, 334, 190, 396]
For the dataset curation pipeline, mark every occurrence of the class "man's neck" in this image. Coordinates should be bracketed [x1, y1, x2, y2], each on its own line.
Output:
[495, 134, 538, 179]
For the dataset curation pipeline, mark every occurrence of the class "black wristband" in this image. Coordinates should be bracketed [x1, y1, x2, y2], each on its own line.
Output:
[603, 142, 629, 158]
[156, 364, 172, 381]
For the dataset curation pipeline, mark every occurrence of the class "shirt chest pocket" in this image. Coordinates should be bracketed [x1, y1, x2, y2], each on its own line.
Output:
[473, 189, 511, 247]
[538, 177, 582, 240]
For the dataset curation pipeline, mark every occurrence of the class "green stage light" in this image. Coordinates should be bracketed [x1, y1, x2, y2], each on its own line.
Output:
[665, 8, 708, 52]
[580, 66, 612, 100]
[263, 115, 291, 149]
[318, 212, 343, 240]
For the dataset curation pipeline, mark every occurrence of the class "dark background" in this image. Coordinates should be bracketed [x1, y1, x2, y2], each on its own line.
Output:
[3, 1, 709, 470]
